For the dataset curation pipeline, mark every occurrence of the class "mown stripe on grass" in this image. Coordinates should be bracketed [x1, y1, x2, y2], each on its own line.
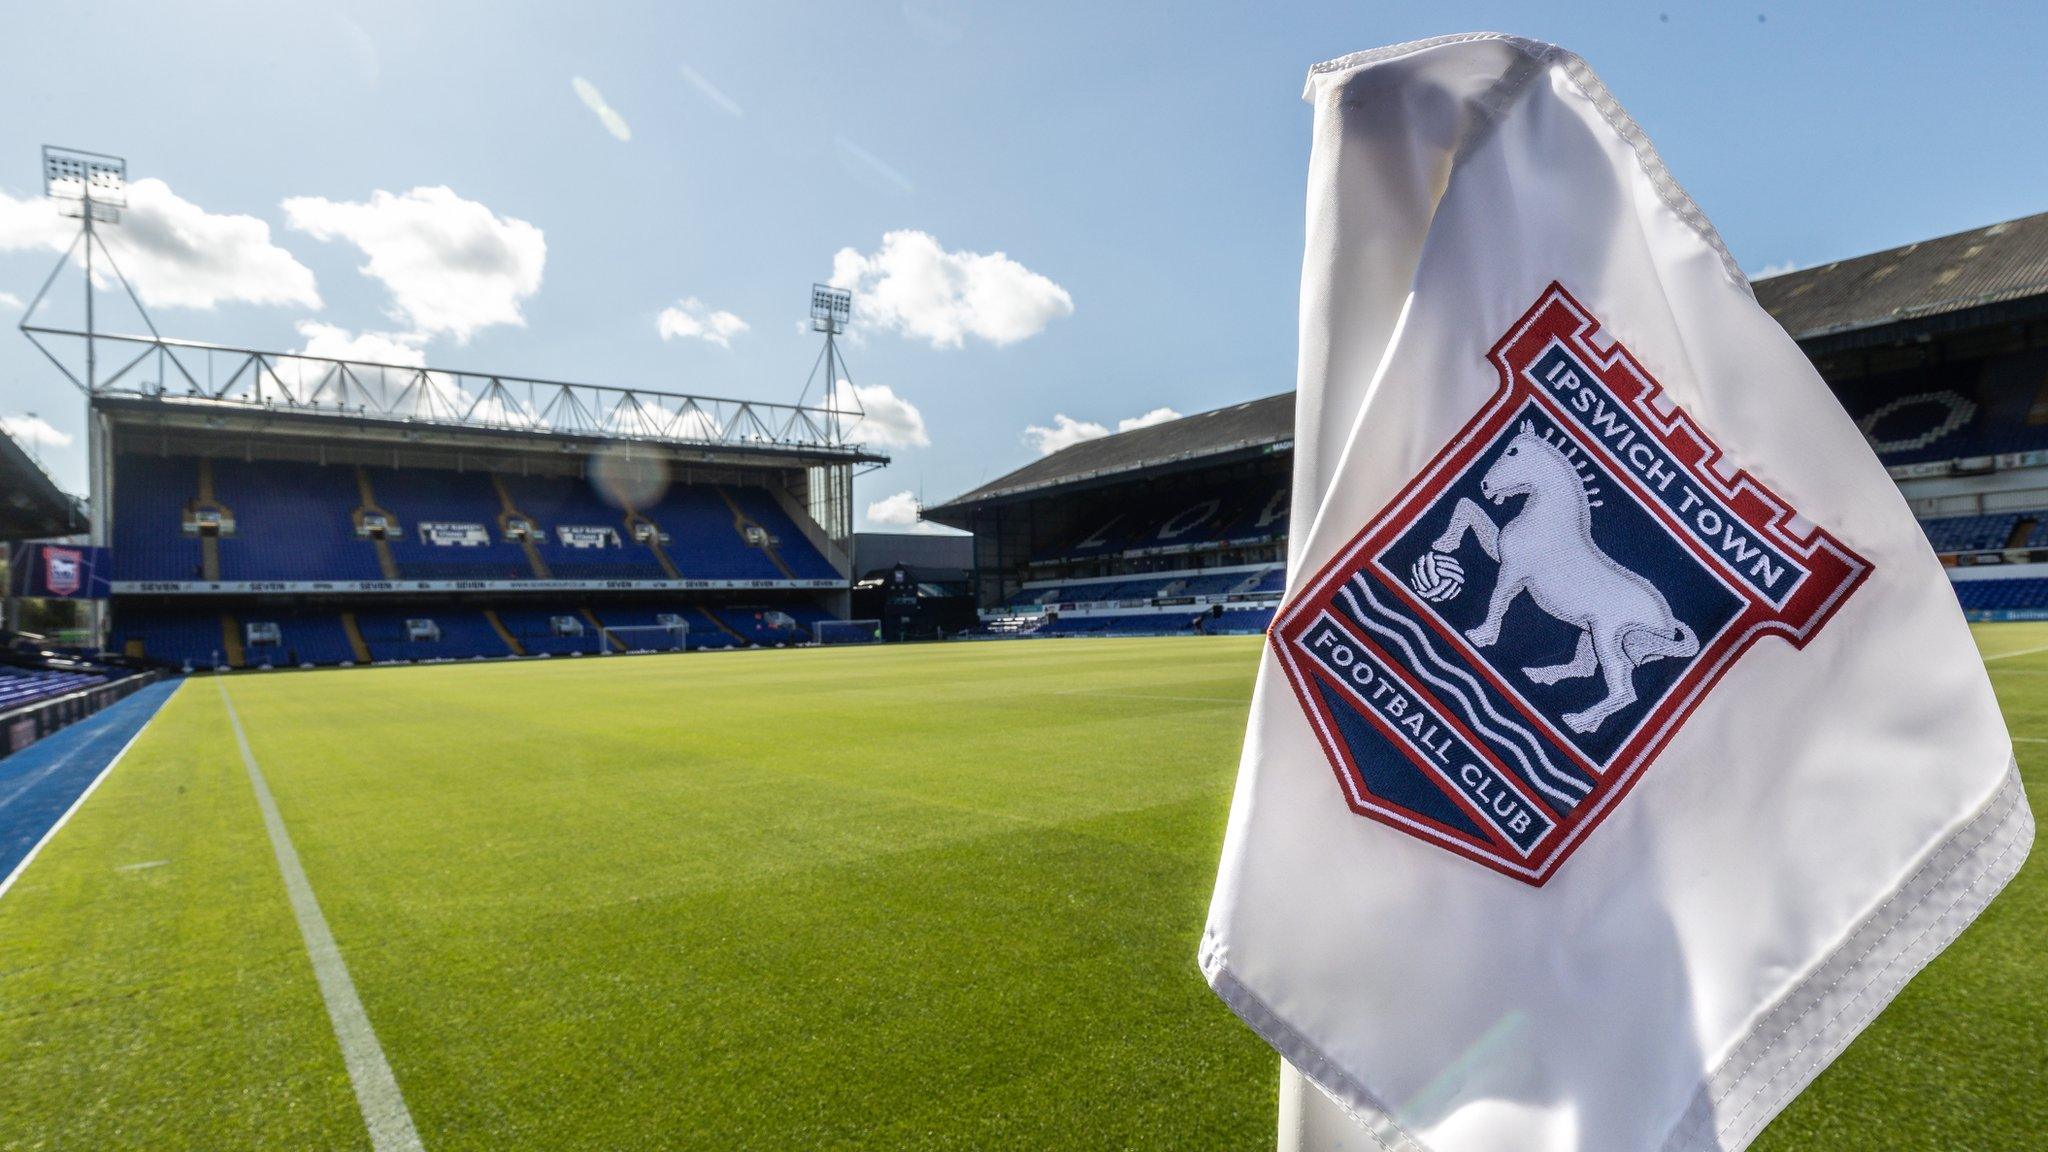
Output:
[220, 679, 426, 1152]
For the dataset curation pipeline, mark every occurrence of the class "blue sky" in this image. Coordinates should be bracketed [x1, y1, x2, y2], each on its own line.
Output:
[1, 1, 2044, 529]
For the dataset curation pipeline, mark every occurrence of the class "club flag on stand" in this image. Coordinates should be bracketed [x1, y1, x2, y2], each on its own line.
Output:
[1201, 33, 2033, 1152]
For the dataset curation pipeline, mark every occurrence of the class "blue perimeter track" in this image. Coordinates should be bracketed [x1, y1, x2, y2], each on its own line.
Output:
[0, 678, 183, 889]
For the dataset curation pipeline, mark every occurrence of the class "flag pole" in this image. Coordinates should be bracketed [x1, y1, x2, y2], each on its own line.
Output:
[1277, 1061, 1371, 1152]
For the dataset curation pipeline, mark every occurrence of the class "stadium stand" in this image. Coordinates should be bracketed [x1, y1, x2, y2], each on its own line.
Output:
[0, 665, 105, 709]
[109, 456, 840, 588]
[215, 458, 386, 582]
[11, 224, 880, 675]
[711, 603, 833, 646]
[353, 609, 516, 661]
[31, 210, 2048, 658]
[1918, 512, 2029, 554]
[108, 595, 852, 667]
[1757, 211, 2048, 617]
[1953, 578, 2048, 614]
[930, 211, 2048, 631]
[0, 633, 158, 759]
[924, 396, 1293, 636]
[1004, 565, 1286, 607]
[1030, 476, 1288, 563]
[1755, 212, 2048, 467]
[96, 393, 869, 667]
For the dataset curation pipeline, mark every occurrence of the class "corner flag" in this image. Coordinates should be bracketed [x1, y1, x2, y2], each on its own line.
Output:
[1201, 33, 2032, 1152]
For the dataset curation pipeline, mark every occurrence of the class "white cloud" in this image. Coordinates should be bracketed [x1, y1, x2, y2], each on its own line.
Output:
[0, 192, 63, 251]
[291, 320, 427, 366]
[829, 230, 1072, 349]
[1023, 413, 1109, 456]
[571, 76, 632, 142]
[1752, 259, 1800, 280]
[1023, 406, 1182, 456]
[679, 64, 743, 117]
[866, 490, 923, 526]
[117, 180, 323, 310]
[0, 413, 73, 449]
[656, 297, 749, 348]
[833, 379, 930, 448]
[0, 179, 320, 311]
[283, 186, 546, 342]
[1118, 406, 1181, 432]
[863, 489, 959, 534]
[0, 291, 20, 310]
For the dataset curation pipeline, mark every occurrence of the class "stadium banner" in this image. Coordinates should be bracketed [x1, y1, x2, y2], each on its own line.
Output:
[556, 525, 621, 549]
[1201, 35, 2033, 1152]
[1887, 460, 1955, 480]
[109, 577, 844, 594]
[10, 542, 110, 599]
[418, 521, 489, 547]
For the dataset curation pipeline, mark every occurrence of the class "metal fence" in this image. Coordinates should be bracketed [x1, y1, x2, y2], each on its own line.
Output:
[1, 668, 165, 759]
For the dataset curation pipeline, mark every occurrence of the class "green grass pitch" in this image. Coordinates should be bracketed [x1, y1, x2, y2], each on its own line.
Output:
[0, 631, 2039, 1150]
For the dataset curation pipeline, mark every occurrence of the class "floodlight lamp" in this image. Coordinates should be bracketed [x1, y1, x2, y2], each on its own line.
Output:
[43, 145, 127, 221]
[810, 283, 852, 333]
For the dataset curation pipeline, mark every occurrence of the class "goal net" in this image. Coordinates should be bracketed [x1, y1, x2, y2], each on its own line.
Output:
[813, 619, 883, 646]
[598, 621, 691, 653]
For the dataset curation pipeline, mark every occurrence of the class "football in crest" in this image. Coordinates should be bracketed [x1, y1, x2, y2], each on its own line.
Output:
[1409, 550, 1465, 602]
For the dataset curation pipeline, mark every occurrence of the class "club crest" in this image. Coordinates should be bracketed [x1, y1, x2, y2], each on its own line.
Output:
[1270, 283, 1870, 884]
[43, 546, 82, 597]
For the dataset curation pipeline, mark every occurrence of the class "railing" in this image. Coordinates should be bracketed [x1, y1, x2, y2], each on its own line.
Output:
[20, 326, 873, 454]
[0, 668, 165, 758]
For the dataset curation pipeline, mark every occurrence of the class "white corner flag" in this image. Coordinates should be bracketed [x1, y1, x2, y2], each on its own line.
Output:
[1202, 33, 2033, 1152]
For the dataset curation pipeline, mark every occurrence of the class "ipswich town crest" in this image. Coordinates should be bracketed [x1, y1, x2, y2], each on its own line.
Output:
[1271, 283, 1869, 885]
[42, 546, 83, 598]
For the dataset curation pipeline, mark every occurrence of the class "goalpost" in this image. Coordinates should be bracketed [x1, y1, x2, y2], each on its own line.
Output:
[813, 619, 883, 646]
[597, 621, 692, 653]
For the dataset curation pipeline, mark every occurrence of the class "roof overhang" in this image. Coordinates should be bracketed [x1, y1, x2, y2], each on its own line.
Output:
[96, 394, 889, 471]
[922, 439, 1290, 528]
[1785, 293, 2048, 360]
[0, 429, 84, 540]
[923, 391, 1295, 527]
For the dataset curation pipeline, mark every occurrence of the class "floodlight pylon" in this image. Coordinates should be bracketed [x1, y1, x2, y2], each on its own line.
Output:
[19, 146, 156, 657]
[800, 284, 862, 444]
[21, 146, 160, 395]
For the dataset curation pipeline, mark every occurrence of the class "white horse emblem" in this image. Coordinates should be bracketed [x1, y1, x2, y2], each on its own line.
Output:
[1431, 421, 1699, 734]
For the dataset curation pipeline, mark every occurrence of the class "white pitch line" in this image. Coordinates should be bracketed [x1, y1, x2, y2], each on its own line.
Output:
[218, 679, 425, 1152]
[1982, 642, 2048, 663]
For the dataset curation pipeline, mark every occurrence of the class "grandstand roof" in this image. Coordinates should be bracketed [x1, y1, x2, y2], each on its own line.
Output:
[924, 391, 1293, 518]
[95, 393, 881, 473]
[1753, 210, 2048, 341]
[0, 430, 83, 541]
[931, 211, 2048, 522]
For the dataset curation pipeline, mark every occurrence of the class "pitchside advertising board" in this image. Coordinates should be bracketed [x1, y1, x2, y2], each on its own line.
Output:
[8, 543, 111, 600]
[1271, 284, 1868, 884]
